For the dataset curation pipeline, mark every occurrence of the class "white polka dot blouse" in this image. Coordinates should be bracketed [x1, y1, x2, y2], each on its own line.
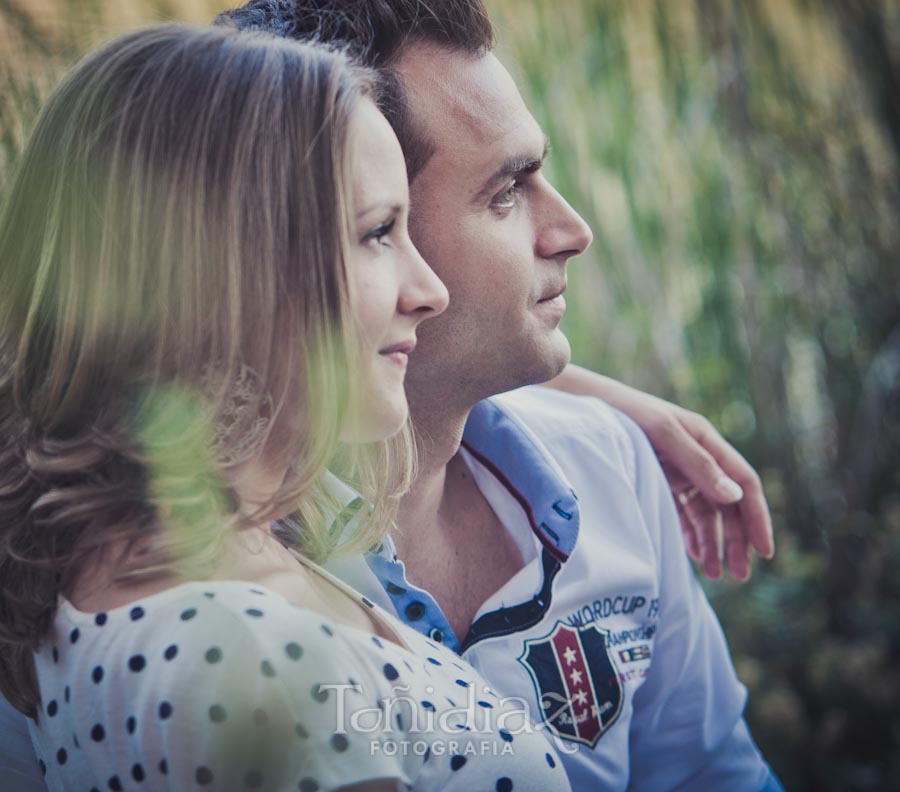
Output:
[31, 580, 570, 791]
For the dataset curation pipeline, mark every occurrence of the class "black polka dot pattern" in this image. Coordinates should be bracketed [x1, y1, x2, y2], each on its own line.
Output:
[285, 642, 303, 660]
[330, 734, 349, 752]
[451, 755, 467, 771]
[209, 704, 227, 723]
[128, 655, 146, 673]
[311, 684, 329, 703]
[31, 583, 564, 792]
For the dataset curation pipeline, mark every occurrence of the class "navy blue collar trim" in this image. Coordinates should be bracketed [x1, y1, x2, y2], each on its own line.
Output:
[460, 548, 561, 654]
[461, 396, 580, 561]
[461, 439, 569, 564]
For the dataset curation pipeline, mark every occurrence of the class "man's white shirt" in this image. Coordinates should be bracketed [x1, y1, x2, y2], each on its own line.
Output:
[327, 386, 777, 791]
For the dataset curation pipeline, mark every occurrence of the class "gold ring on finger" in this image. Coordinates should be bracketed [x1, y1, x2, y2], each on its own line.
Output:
[678, 485, 701, 506]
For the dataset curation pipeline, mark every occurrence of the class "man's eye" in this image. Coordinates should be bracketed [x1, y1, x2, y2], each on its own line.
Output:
[362, 218, 396, 246]
[493, 181, 520, 210]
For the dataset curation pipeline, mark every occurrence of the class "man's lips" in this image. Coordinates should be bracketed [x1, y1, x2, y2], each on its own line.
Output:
[538, 283, 567, 303]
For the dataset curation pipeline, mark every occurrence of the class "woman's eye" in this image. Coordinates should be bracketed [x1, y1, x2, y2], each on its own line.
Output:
[362, 218, 396, 246]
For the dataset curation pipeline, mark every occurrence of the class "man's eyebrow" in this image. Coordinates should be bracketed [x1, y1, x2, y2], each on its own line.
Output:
[474, 136, 551, 202]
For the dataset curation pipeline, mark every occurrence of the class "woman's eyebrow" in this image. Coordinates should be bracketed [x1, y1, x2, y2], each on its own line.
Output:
[356, 202, 404, 220]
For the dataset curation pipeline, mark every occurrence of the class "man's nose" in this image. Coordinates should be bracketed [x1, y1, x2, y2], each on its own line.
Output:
[536, 185, 593, 260]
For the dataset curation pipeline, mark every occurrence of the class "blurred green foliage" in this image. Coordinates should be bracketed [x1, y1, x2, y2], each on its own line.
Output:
[489, 0, 900, 789]
[1, 0, 898, 789]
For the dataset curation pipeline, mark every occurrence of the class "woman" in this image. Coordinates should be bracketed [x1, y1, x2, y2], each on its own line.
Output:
[0, 25, 570, 791]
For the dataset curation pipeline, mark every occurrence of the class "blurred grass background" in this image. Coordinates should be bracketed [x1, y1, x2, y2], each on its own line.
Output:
[1, 1, 898, 790]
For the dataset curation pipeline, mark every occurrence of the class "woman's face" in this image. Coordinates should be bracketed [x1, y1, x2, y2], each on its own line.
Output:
[346, 99, 449, 442]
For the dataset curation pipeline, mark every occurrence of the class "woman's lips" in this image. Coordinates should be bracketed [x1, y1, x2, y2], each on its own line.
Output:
[379, 339, 416, 367]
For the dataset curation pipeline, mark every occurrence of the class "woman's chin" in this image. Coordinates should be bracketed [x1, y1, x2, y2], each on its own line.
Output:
[340, 399, 409, 445]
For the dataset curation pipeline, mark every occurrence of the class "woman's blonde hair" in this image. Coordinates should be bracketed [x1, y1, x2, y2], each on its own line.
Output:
[0, 23, 414, 718]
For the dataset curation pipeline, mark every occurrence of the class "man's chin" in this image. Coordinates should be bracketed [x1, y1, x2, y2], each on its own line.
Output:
[502, 334, 572, 392]
[537, 330, 572, 382]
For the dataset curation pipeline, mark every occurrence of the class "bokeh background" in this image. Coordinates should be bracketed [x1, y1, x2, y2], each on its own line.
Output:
[1, 1, 898, 789]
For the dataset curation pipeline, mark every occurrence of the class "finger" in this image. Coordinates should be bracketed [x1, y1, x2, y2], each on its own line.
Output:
[674, 498, 702, 562]
[683, 493, 723, 580]
[723, 504, 751, 582]
[677, 412, 775, 557]
[735, 473, 775, 559]
[663, 464, 704, 562]
[658, 415, 744, 505]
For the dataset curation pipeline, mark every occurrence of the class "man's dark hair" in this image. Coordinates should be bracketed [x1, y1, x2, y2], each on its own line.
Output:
[216, 0, 494, 179]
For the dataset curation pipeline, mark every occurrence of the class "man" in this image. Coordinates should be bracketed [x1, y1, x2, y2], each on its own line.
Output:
[0, 2, 778, 789]
[219, 2, 783, 790]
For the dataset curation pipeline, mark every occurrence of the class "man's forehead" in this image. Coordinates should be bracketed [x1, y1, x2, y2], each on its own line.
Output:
[395, 44, 542, 161]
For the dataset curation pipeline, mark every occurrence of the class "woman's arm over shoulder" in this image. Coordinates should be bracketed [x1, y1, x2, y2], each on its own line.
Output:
[544, 364, 774, 580]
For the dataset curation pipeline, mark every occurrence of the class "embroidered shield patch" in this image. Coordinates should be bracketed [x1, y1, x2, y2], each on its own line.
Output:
[518, 620, 622, 747]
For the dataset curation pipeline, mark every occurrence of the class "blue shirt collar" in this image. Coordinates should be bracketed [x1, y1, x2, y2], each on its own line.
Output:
[460, 395, 580, 561]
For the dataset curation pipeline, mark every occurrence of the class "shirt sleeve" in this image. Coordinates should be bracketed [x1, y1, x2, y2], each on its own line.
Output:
[617, 413, 775, 791]
[114, 595, 413, 792]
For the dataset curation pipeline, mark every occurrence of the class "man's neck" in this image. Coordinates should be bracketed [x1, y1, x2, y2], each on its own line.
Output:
[393, 397, 528, 640]
[393, 401, 470, 557]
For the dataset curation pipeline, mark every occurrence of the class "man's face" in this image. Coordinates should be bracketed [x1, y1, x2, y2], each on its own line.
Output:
[395, 44, 592, 410]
